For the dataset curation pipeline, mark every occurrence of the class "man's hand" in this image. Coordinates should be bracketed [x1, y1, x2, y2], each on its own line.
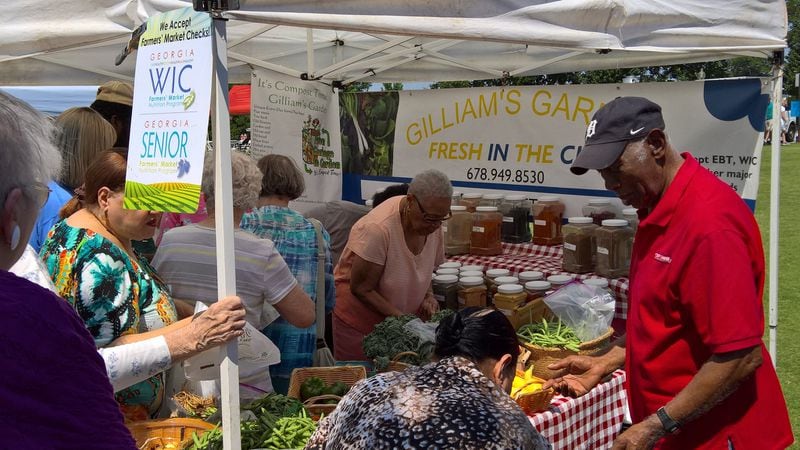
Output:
[611, 416, 664, 450]
[542, 355, 606, 397]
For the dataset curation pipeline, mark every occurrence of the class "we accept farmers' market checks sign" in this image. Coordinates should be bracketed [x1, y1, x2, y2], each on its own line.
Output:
[124, 7, 212, 213]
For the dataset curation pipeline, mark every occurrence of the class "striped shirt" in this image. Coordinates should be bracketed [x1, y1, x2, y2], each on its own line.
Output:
[151, 224, 297, 330]
[241, 206, 335, 383]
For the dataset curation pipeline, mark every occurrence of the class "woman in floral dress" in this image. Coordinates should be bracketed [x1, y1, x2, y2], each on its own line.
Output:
[41, 150, 247, 421]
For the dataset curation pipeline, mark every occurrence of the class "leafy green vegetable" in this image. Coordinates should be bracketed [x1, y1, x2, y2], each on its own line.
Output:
[430, 309, 455, 323]
[299, 377, 327, 401]
[362, 315, 434, 369]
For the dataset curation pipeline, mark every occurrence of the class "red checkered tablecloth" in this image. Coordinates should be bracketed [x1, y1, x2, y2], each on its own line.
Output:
[529, 370, 627, 449]
[447, 243, 630, 321]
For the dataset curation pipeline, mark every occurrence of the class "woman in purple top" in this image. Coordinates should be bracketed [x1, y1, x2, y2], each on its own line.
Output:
[0, 92, 136, 447]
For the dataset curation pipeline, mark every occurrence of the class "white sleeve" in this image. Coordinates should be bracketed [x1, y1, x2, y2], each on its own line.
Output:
[97, 336, 172, 392]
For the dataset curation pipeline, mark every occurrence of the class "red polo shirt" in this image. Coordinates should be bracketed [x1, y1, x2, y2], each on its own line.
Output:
[627, 153, 793, 449]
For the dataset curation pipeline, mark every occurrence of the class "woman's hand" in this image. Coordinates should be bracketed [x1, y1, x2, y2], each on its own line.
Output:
[417, 293, 439, 321]
[188, 296, 247, 351]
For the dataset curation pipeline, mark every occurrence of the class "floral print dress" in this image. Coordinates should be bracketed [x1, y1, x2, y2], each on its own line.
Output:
[305, 356, 551, 449]
[40, 220, 177, 421]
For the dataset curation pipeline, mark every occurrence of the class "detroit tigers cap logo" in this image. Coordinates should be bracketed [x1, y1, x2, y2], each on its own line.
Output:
[586, 119, 598, 139]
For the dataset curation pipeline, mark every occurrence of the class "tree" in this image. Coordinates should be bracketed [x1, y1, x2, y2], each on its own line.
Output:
[785, 0, 800, 99]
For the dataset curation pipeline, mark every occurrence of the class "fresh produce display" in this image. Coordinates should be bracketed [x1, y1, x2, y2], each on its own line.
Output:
[511, 366, 547, 399]
[243, 393, 306, 418]
[429, 309, 455, 323]
[299, 377, 350, 402]
[363, 315, 434, 370]
[173, 391, 218, 420]
[517, 318, 582, 352]
[186, 397, 317, 450]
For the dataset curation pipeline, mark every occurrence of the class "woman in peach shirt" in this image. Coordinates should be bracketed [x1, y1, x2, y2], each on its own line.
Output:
[333, 170, 452, 360]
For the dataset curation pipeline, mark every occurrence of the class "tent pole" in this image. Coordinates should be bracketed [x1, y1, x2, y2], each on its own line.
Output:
[768, 51, 782, 365]
[211, 13, 242, 450]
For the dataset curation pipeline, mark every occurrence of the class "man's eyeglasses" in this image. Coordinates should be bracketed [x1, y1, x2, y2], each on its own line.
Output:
[412, 196, 452, 223]
[24, 182, 51, 209]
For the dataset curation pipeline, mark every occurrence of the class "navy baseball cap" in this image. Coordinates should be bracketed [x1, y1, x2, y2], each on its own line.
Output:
[571, 96, 665, 175]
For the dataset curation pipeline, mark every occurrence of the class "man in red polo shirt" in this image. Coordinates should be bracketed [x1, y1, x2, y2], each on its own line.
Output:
[544, 97, 793, 449]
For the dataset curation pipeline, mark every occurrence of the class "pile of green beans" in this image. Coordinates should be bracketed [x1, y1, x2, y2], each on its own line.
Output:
[517, 318, 582, 352]
[186, 408, 317, 450]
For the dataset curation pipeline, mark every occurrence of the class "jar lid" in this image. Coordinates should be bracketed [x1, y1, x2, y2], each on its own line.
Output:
[497, 284, 524, 294]
[547, 274, 574, 284]
[622, 208, 638, 217]
[439, 262, 461, 269]
[365, 199, 374, 207]
[538, 195, 560, 202]
[568, 216, 594, 224]
[459, 270, 483, 278]
[588, 198, 612, 205]
[462, 193, 483, 199]
[601, 219, 629, 227]
[450, 205, 467, 212]
[486, 268, 510, 278]
[460, 265, 484, 272]
[519, 270, 544, 281]
[504, 194, 527, 201]
[483, 193, 504, 200]
[434, 274, 459, 284]
[459, 276, 485, 287]
[583, 278, 609, 288]
[494, 276, 519, 285]
[475, 206, 499, 212]
[436, 268, 460, 275]
[525, 280, 552, 291]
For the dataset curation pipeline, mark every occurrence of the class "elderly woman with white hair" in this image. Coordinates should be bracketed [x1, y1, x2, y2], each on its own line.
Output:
[0, 92, 136, 446]
[333, 169, 452, 361]
[152, 151, 315, 393]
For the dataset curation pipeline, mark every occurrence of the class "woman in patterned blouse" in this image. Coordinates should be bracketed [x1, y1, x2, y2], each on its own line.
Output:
[305, 308, 551, 449]
[40, 150, 247, 421]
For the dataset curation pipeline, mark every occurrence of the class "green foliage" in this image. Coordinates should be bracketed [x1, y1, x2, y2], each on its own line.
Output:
[786, 0, 800, 99]
[230, 114, 250, 140]
[756, 143, 800, 448]
[362, 315, 434, 369]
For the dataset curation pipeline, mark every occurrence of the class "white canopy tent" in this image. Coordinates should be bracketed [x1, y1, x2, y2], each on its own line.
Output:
[0, 1, 788, 447]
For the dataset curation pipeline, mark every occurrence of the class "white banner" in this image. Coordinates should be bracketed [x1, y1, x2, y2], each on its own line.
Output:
[340, 79, 767, 216]
[250, 69, 342, 213]
[125, 7, 213, 213]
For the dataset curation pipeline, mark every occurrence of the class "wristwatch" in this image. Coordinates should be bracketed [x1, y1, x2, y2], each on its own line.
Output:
[656, 407, 681, 434]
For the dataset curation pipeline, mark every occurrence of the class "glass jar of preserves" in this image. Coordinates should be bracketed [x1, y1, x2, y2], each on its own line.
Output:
[451, 191, 462, 206]
[532, 196, 565, 245]
[365, 199, 374, 209]
[470, 206, 502, 255]
[460, 264, 484, 273]
[494, 284, 527, 316]
[518, 270, 544, 284]
[547, 274, 574, 290]
[582, 198, 619, 226]
[480, 193, 505, 208]
[595, 219, 634, 278]
[622, 208, 639, 233]
[500, 194, 532, 243]
[460, 193, 483, 213]
[433, 274, 460, 310]
[524, 280, 552, 302]
[444, 205, 472, 256]
[435, 268, 460, 276]
[459, 270, 483, 278]
[562, 216, 598, 274]
[458, 276, 487, 308]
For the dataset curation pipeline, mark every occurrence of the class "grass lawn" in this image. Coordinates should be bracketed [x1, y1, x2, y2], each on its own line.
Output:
[755, 142, 799, 447]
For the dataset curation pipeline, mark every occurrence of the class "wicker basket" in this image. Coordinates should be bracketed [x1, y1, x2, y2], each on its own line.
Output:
[515, 387, 555, 415]
[382, 351, 419, 373]
[126, 418, 216, 450]
[522, 327, 614, 380]
[287, 366, 367, 417]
